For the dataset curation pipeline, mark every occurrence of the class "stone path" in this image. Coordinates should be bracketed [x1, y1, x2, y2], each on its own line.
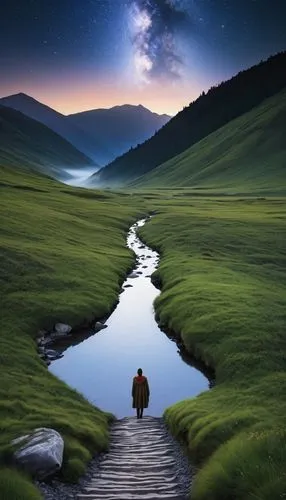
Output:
[77, 416, 189, 500]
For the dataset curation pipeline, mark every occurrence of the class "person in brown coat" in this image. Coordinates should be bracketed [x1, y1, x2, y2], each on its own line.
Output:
[132, 368, 150, 419]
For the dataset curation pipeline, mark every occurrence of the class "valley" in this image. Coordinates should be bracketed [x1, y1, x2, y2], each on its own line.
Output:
[0, 52, 285, 500]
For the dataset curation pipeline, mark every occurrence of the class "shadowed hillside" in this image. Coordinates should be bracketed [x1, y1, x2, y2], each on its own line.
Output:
[131, 89, 286, 193]
[0, 106, 94, 179]
[93, 51, 286, 186]
[68, 104, 170, 165]
[0, 93, 104, 163]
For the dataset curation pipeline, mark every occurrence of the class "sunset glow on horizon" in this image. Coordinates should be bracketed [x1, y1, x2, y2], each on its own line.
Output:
[1, 76, 205, 116]
[1, 1, 286, 116]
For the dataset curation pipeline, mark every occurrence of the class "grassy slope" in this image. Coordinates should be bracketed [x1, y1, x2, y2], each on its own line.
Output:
[0, 106, 93, 179]
[132, 90, 286, 193]
[94, 51, 286, 186]
[0, 165, 144, 496]
[139, 195, 286, 500]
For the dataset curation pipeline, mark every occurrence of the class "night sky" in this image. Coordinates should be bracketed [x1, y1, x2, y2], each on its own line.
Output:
[1, 0, 286, 115]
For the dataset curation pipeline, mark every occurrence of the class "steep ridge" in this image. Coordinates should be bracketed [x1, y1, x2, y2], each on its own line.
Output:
[0, 105, 94, 179]
[131, 88, 286, 192]
[68, 104, 170, 166]
[78, 417, 189, 500]
[0, 93, 103, 163]
[92, 51, 286, 186]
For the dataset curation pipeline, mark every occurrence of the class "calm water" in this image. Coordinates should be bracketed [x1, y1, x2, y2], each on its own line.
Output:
[50, 218, 209, 417]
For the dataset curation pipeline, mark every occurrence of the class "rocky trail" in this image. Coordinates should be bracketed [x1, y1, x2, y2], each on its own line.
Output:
[77, 416, 190, 500]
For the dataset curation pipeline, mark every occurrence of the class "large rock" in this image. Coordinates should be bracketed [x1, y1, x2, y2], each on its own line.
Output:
[54, 323, 72, 335]
[12, 428, 64, 479]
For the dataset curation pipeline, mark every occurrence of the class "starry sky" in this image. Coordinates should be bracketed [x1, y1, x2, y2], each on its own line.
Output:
[1, 0, 286, 115]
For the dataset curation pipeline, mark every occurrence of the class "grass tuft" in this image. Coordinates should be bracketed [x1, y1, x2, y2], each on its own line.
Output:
[0, 468, 42, 500]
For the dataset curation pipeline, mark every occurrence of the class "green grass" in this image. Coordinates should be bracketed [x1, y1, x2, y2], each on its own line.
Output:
[0, 165, 144, 494]
[0, 468, 42, 500]
[1, 153, 286, 499]
[132, 89, 286, 194]
[139, 195, 286, 500]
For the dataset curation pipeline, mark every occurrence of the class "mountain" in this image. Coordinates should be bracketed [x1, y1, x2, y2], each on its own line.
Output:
[0, 105, 94, 179]
[0, 93, 104, 164]
[91, 51, 286, 187]
[130, 89, 286, 193]
[67, 104, 170, 165]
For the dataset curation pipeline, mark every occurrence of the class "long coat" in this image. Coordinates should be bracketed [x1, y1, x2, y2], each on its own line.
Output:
[132, 375, 150, 409]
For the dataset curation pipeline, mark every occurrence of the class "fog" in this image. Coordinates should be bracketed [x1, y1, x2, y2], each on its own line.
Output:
[58, 166, 99, 187]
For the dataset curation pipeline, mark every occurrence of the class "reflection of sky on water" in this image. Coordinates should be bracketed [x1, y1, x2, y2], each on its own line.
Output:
[50, 219, 208, 417]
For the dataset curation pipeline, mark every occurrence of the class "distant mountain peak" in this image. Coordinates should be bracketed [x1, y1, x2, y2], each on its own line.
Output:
[67, 103, 171, 164]
[69, 103, 170, 118]
[2, 92, 33, 101]
[0, 92, 170, 166]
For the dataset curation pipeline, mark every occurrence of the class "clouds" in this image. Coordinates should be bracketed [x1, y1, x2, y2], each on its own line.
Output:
[128, 0, 191, 84]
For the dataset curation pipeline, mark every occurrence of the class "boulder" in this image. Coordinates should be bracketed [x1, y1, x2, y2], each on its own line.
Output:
[54, 323, 72, 335]
[128, 272, 139, 278]
[12, 428, 64, 479]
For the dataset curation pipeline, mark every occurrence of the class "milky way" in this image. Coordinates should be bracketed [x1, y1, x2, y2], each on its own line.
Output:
[1, 0, 286, 114]
[129, 0, 192, 83]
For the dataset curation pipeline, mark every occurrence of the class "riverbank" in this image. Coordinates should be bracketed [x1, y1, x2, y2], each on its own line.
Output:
[48, 217, 208, 417]
[2, 167, 285, 499]
[0, 166, 145, 498]
[139, 194, 286, 499]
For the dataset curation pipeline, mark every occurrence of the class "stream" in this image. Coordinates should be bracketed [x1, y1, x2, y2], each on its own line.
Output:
[49, 218, 209, 417]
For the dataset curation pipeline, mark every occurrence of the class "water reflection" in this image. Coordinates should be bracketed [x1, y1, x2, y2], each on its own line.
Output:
[50, 219, 209, 417]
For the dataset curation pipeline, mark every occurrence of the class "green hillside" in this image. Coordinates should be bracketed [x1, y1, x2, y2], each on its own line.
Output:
[93, 51, 286, 186]
[132, 89, 286, 193]
[139, 195, 286, 500]
[0, 164, 143, 497]
[0, 105, 94, 179]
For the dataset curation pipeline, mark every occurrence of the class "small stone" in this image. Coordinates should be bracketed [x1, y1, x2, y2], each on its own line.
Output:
[54, 323, 72, 335]
[93, 322, 107, 333]
[128, 272, 139, 278]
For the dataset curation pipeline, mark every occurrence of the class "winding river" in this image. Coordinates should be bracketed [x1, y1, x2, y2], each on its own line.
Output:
[50, 218, 209, 417]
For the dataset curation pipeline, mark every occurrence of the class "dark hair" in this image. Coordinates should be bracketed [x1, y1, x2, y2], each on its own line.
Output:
[137, 368, 142, 376]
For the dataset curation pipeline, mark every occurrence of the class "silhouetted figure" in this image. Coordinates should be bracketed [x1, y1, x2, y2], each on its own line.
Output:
[132, 368, 150, 419]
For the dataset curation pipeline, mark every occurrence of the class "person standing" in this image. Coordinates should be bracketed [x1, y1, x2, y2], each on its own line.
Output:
[132, 368, 150, 419]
